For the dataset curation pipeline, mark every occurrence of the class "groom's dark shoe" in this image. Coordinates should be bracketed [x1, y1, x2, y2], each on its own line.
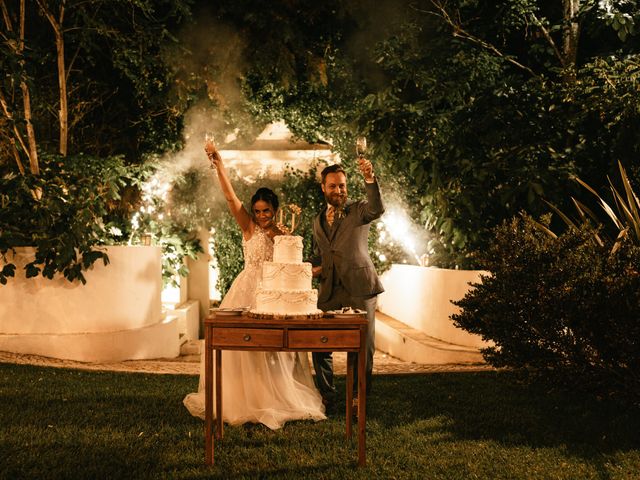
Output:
[322, 395, 336, 415]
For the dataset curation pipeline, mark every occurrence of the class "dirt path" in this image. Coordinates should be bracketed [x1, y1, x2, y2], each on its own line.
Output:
[0, 350, 492, 375]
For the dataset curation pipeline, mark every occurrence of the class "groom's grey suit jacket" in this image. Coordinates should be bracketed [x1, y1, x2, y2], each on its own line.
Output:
[311, 181, 385, 307]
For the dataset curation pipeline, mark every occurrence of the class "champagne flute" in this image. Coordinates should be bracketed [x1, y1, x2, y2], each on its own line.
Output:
[204, 132, 216, 168]
[356, 136, 367, 159]
[204, 132, 216, 148]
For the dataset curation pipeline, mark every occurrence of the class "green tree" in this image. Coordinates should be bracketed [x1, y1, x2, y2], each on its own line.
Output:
[183, 0, 639, 267]
[0, 0, 192, 172]
[0, 0, 195, 284]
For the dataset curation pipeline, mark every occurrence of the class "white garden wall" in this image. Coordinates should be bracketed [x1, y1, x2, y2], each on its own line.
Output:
[378, 264, 490, 348]
[0, 246, 179, 362]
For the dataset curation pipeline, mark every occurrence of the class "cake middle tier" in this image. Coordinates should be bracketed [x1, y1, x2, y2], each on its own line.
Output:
[254, 288, 321, 316]
[261, 261, 312, 290]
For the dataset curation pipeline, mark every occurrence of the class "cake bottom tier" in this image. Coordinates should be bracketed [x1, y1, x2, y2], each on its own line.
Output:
[251, 288, 323, 317]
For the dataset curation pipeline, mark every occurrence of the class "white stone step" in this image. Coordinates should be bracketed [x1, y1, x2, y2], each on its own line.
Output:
[180, 339, 202, 358]
[375, 311, 485, 365]
[0, 314, 180, 363]
[162, 299, 200, 341]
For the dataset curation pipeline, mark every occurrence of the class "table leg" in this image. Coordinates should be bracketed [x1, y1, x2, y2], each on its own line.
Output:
[358, 325, 367, 467]
[346, 352, 355, 439]
[205, 327, 213, 465]
[215, 349, 223, 440]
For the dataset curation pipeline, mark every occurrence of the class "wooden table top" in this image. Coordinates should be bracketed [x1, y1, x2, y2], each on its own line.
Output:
[205, 312, 368, 327]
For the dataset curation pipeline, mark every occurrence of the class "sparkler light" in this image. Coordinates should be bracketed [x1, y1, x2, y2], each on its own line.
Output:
[377, 204, 425, 265]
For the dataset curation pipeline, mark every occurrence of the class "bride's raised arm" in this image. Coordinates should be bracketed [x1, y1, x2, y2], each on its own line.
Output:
[205, 140, 252, 235]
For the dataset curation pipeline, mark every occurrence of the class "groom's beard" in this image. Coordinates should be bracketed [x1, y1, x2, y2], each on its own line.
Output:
[325, 193, 347, 208]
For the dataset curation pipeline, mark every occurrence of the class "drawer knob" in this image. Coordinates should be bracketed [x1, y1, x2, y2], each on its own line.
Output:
[243, 334, 252, 342]
[320, 335, 329, 343]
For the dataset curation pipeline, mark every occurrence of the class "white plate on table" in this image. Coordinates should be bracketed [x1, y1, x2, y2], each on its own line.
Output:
[325, 309, 366, 318]
[211, 308, 246, 316]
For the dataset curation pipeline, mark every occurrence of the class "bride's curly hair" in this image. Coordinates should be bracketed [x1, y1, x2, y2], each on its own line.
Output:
[250, 187, 279, 211]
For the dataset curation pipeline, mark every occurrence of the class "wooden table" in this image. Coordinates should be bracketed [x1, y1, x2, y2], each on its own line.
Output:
[204, 312, 368, 467]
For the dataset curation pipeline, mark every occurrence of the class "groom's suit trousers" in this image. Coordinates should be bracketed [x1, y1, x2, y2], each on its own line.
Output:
[312, 286, 377, 399]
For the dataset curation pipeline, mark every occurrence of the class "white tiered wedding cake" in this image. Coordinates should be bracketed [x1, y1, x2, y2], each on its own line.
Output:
[250, 235, 323, 318]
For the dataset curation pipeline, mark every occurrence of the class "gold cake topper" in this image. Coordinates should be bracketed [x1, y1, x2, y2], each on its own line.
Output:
[277, 203, 302, 234]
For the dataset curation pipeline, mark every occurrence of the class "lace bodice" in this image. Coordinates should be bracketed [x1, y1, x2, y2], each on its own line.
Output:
[242, 226, 274, 269]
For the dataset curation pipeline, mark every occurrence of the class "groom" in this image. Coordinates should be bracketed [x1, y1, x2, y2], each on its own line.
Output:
[310, 158, 385, 414]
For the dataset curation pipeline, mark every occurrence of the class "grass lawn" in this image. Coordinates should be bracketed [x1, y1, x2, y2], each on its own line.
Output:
[1, 363, 639, 479]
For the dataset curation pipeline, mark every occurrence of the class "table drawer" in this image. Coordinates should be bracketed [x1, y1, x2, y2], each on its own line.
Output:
[212, 328, 283, 348]
[288, 329, 360, 349]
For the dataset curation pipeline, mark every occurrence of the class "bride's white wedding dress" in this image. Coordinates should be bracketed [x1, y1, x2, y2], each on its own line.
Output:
[183, 226, 326, 429]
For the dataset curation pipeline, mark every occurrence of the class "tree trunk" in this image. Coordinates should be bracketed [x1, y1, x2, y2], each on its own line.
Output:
[21, 81, 39, 174]
[18, 0, 39, 173]
[0, 0, 39, 174]
[562, 0, 580, 81]
[38, 0, 68, 157]
[0, 90, 28, 174]
[55, 27, 68, 156]
[10, 144, 26, 175]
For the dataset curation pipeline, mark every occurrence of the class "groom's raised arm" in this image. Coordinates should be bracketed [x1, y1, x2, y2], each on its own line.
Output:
[357, 158, 384, 223]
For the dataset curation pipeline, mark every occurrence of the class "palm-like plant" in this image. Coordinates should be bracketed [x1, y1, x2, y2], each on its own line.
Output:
[537, 161, 640, 255]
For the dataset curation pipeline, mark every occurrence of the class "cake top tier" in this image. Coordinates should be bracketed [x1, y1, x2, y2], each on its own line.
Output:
[273, 235, 303, 264]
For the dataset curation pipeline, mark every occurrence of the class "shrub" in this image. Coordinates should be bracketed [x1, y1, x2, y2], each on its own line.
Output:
[452, 214, 640, 403]
[210, 212, 245, 297]
[0, 154, 135, 284]
[129, 163, 206, 287]
[0, 154, 204, 287]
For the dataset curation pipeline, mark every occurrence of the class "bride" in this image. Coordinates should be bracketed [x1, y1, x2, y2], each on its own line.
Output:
[182, 138, 326, 429]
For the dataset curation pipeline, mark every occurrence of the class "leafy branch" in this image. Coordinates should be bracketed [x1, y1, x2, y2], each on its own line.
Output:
[530, 12, 565, 67]
[413, 0, 539, 77]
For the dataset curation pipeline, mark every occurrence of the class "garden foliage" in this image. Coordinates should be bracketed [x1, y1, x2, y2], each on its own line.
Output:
[212, 0, 640, 268]
[452, 213, 640, 402]
[2, 0, 640, 282]
[132, 164, 207, 286]
[0, 154, 134, 284]
[0, 155, 203, 286]
[0, 0, 192, 163]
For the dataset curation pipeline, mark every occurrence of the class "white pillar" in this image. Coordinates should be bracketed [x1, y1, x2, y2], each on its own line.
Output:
[187, 228, 211, 334]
